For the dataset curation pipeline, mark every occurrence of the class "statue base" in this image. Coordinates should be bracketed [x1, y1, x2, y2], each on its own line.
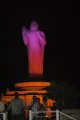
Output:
[3, 81, 51, 106]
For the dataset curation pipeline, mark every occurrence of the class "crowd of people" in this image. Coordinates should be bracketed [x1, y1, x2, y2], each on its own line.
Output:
[0, 92, 58, 120]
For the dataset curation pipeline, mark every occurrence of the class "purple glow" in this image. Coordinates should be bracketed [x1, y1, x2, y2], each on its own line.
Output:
[22, 21, 46, 76]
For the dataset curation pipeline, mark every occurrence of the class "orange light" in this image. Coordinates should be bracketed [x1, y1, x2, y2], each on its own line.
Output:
[15, 82, 51, 87]
[3, 81, 53, 106]
[6, 90, 47, 95]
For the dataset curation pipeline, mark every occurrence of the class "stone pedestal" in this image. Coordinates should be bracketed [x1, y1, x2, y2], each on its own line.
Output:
[3, 81, 51, 106]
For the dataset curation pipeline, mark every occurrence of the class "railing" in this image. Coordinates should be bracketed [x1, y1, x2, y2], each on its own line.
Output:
[0, 112, 7, 120]
[29, 109, 77, 120]
[59, 110, 77, 120]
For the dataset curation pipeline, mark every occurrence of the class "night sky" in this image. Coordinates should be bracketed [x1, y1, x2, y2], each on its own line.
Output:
[1, 1, 80, 93]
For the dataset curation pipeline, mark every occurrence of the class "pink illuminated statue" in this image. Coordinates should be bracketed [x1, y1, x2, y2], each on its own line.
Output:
[22, 21, 46, 77]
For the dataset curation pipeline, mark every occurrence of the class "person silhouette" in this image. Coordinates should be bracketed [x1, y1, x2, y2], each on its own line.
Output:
[7, 92, 27, 120]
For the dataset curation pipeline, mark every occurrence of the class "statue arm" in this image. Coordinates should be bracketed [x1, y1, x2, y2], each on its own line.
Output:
[37, 31, 46, 45]
[22, 26, 29, 46]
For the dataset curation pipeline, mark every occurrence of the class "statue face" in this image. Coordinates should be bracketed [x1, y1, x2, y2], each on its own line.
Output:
[30, 25, 38, 31]
[30, 21, 39, 31]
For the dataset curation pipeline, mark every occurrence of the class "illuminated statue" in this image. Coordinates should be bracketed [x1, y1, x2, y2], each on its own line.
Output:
[22, 21, 46, 77]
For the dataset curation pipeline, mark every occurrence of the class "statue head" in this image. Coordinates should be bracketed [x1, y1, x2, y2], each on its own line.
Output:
[30, 21, 39, 31]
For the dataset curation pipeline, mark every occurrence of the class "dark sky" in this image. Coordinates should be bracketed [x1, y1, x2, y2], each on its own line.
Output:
[1, 1, 80, 91]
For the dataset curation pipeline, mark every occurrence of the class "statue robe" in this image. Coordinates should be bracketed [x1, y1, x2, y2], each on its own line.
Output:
[22, 29, 46, 77]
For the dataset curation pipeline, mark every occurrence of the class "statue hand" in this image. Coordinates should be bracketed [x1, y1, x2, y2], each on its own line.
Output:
[37, 31, 46, 39]
[22, 26, 26, 33]
[22, 26, 29, 35]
